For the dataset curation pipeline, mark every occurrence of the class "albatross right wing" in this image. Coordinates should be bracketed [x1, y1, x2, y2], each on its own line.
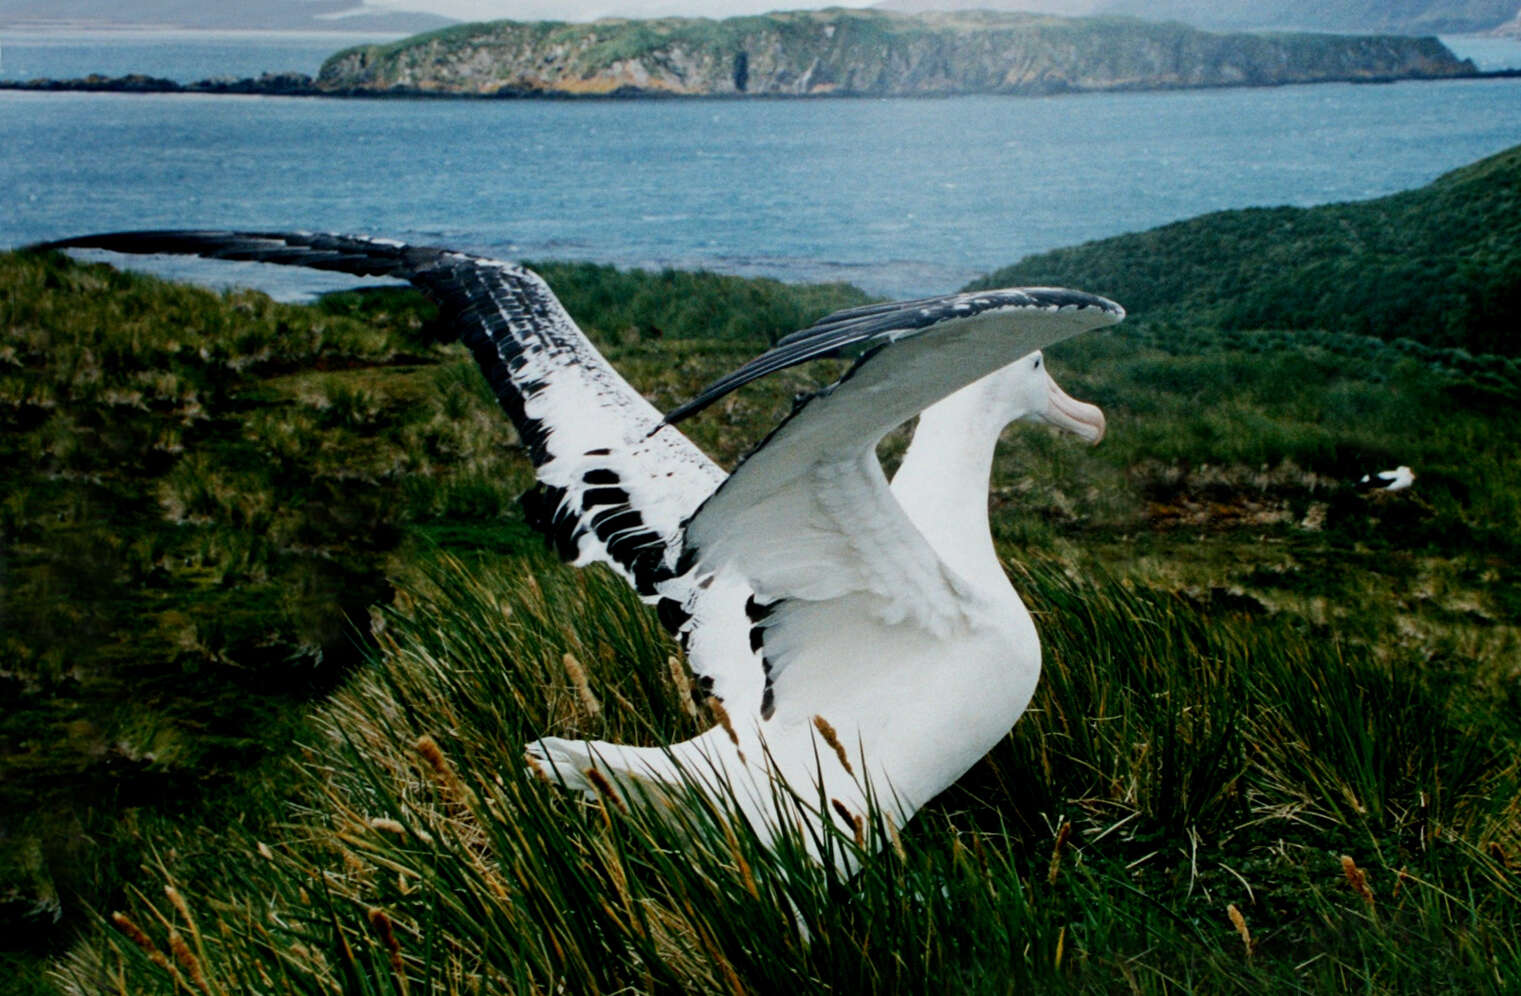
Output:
[674, 289, 1123, 721]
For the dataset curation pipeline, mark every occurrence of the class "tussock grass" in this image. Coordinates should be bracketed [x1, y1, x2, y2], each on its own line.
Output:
[6, 247, 1519, 991]
[51, 551, 1521, 994]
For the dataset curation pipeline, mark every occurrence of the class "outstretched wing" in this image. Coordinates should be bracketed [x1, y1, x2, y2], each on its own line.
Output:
[665, 289, 1108, 424]
[677, 289, 1123, 719]
[33, 230, 724, 598]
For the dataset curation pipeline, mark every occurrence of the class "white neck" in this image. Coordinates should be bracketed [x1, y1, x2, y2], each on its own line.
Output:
[889, 381, 1011, 598]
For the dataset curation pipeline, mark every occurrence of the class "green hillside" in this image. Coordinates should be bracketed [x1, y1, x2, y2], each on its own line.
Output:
[5, 146, 1521, 990]
[976, 143, 1521, 355]
[0, 253, 866, 987]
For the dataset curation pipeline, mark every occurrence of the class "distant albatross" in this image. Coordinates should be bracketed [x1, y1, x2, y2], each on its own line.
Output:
[34, 231, 1123, 866]
[1358, 465, 1416, 492]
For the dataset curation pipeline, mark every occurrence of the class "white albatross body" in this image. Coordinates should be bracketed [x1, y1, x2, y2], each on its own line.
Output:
[1359, 465, 1416, 492]
[32, 230, 1122, 866]
[529, 327, 1113, 860]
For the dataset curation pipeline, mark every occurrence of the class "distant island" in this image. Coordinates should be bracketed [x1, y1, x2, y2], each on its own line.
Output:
[2, 9, 1485, 99]
[315, 10, 1476, 97]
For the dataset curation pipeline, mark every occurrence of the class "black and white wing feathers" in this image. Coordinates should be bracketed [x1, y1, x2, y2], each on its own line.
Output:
[33, 230, 724, 599]
[678, 288, 1123, 719]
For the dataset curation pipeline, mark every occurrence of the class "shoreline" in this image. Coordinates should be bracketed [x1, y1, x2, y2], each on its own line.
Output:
[5, 67, 1519, 100]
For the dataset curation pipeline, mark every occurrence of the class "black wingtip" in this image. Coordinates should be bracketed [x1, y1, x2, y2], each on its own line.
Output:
[25, 235, 112, 254]
[26, 230, 274, 255]
[24, 229, 444, 284]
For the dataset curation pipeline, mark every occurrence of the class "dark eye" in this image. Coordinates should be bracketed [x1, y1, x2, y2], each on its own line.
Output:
[1033, 357, 1041, 369]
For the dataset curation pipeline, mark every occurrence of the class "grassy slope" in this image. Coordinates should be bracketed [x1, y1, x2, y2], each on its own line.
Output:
[0, 252, 866, 985]
[5, 145, 1521, 990]
[975, 143, 1521, 356]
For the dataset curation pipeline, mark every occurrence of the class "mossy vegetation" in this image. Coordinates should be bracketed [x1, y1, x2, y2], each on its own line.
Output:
[976, 143, 1521, 356]
[44, 551, 1521, 994]
[5, 147, 1520, 991]
[0, 251, 865, 987]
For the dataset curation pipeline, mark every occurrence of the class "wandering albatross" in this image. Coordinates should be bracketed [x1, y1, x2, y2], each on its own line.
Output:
[1357, 465, 1416, 492]
[33, 231, 1123, 867]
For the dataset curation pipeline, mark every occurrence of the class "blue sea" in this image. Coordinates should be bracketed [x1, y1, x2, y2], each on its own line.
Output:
[0, 29, 395, 83]
[3, 31, 1521, 300]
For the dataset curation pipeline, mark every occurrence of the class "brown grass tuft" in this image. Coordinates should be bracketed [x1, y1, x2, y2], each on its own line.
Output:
[668, 655, 699, 719]
[829, 798, 866, 848]
[416, 734, 467, 805]
[167, 929, 211, 995]
[368, 907, 409, 993]
[1340, 854, 1375, 907]
[1048, 821, 1073, 885]
[584, 766, 627, 813]
[110, 912, 183, 985]
[1226, 903, 1253, 957]
[709, 697, 740, 751]
[885, 813, 907, 862]
[812, 715, 854, 776]
[563, 652, 601, 718]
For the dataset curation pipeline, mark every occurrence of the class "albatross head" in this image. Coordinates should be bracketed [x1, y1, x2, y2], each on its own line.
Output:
[997, 351, 1106, 444]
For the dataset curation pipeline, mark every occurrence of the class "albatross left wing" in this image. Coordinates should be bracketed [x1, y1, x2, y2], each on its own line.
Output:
[31, 230, 725, 599]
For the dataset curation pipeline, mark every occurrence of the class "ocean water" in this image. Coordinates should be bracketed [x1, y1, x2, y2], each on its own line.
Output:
[0, 29, 395, 83]
[3, 32, 1521, 300]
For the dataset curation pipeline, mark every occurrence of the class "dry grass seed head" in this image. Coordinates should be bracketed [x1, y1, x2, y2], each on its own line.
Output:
[1226, 903, 1253, 957]
[563, 652, 601, 718]
[668, 655, 699, 719]
[885, 812, 907, 862]
[370, 816, 407, 835]
[812, 715, 854, 776]
[1048, 821, 1073, 885]
[367, 907, 409, 992]
[167, 930, 211, 995]
[415, 733, 471, 808]
[708, 697, 742, 756]
[584, 766, 627, 814]
[110, 912, 181, 984]
[1340, 854, 1376, 906]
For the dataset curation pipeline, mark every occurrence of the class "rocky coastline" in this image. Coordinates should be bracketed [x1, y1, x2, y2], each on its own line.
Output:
[2, 10, 1505, 101]
[313, 10, 1481, 98]
[6, 65, 1513, 100]
[0, 71, 325, 95]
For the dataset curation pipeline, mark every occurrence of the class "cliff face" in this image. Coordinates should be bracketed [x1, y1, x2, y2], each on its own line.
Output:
[316, 9, 1475, 98]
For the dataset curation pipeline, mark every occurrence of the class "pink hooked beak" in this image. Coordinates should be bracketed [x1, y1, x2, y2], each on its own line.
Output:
[1040, 370, 1105, 444]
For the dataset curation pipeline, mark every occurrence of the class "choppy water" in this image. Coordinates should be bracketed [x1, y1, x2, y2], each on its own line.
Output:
[3, 31, 1521, 299]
